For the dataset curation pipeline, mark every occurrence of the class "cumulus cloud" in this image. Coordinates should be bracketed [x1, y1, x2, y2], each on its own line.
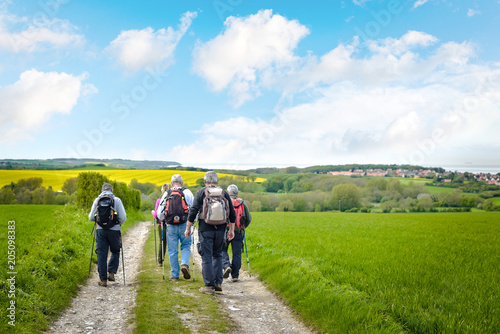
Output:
[0, 69, 95, 143]
[171, 30, 500, 168]
[194, 23, 477, 108]
[170, 72, 500, 168]
[106, 11, 197, 73]
[287, 31, 475, 92]
[0, 10, 84, 52]
[192, 9, 309, 107]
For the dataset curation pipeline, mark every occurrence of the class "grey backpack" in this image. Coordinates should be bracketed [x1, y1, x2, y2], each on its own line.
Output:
[201, 187, 229, 225]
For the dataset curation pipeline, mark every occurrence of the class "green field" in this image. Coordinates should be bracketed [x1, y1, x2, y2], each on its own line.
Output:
[248, 212, 500, 333]
[0, 205, 143, 333]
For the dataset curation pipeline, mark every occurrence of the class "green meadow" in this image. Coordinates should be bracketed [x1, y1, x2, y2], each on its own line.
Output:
[248, 212, 500, 333]
[0, 205, 143, 333]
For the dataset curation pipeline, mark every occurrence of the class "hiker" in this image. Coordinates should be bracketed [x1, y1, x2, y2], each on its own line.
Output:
[157, 174, 194, 281]
[88, 182, 127, 287]
[222, 184, 251, 282]
[152, 183, 171, 265]
[185, 171, 236, 294]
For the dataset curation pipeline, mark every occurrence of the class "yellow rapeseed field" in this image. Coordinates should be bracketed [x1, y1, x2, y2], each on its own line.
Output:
[0, 169, 260, 191]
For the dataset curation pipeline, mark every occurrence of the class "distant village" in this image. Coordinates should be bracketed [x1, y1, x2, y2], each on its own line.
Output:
[328, 168, 500, 185]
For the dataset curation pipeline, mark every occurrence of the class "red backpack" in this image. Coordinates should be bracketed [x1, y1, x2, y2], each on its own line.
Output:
[231, 198, 245, 229]
[163, 188, 189, 224]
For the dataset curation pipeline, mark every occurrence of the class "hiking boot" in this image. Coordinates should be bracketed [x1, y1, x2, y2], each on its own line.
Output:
[214, 284, 222, 292]
[170, 276, 179, 281]
[223, 267, 232, 279]
[231, 277, 239, 282]
[108, 272, 115, 281]
[98, 279, 107, 287]
[181, 264, 191, 280]
[199, 286, 215, 295]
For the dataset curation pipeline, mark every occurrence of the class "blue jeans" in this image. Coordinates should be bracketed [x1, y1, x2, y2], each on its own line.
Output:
[222, 231, 244, 278]
[95, 229, 121, 281]
[198, 229, 225, 287]
[166, 223, 191, 278]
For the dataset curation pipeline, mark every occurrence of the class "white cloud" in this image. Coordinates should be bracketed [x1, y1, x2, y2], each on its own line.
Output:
[413, 0, 429, 9]
[106, 11, 197, 73]
[467, 9, 481, 17]
[170, 72, 500, 168]
[192, 9, 309, 107]
[0, 69, 95, 143]
[171, 31, 500, 168]
[290, 32, 474, 91]
[366, 31, 438, 56]
[0, 11, 84, 52]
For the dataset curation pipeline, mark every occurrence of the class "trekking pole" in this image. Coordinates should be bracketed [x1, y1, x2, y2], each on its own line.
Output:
[161, 222, 165, 280]
[154, 218, 157, 264]
[191, 225, 195, 282]
[88, 223, 96, 278]
[121, 233, 126, 285]
[243, 233, 251, 277]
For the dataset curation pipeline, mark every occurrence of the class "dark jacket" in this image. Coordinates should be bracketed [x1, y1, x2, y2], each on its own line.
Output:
[188, 186, 236, 232]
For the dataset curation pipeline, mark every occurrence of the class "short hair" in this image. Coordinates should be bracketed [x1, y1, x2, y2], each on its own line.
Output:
[227, 184, 239, 195]
[161, 183, 171, 193]
[204, 171, 218, 184]
[171, 174, 183, 184]
[102, 182, 113, 192]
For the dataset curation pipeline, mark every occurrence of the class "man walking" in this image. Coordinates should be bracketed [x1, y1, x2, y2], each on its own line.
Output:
[88, 182, 127, 287]
[185, 171, 236, 294]
[223, 184, 252, 282]
[158, 174, 194, 281]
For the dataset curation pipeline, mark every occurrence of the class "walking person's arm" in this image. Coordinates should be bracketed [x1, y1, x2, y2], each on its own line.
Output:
[225, 191, 236, 241]
[114, 197, 127, 224]
[185, 189, 203, 238]
[243, 201, 252, 227]
[88, 198, 98, 221]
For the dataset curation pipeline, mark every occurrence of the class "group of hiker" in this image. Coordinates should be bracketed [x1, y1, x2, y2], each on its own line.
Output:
[88, 171, 251, 294]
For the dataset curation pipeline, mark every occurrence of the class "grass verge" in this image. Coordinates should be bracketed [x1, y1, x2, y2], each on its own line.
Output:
[132, 222, 234, 333]
[0, 205, 144, 333]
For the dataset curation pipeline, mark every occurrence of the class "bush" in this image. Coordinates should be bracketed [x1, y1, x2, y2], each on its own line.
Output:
[332, 183, 362, 211]
[141, 200, 154, 211]
[76, 172, 141, 210]
[76, 172, 109, 209]
[250, 200, 262, 212]
[276, 199, 294, 212]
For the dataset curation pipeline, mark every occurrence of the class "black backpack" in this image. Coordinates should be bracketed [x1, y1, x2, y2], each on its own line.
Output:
[163, 188, 189, 225]
[95, 195, 118, 229]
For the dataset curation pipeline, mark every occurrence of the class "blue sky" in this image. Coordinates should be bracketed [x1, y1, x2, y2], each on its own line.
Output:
[1, 0, 499, 170]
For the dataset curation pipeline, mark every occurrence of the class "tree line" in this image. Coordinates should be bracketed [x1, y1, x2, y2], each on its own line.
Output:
[3, 172, 499, 212]
[0, 173, 140, 211]
[231, 174, 500, 212]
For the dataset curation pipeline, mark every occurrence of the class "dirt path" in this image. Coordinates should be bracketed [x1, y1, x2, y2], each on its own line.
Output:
[48, 221, 151, 334]
[191, 231, 315, 334]
[49, 222, 313, 333]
